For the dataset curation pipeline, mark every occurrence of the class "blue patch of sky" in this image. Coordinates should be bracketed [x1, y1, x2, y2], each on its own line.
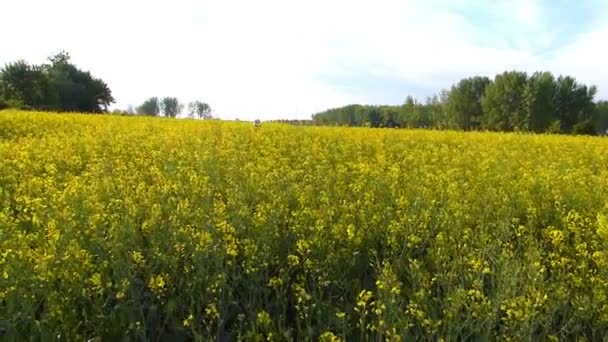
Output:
[447, 0, 599, 55]
[316, 69, 435, 106]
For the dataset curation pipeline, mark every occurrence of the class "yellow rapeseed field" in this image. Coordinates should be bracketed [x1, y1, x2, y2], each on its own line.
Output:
[1, 110, 608, 341]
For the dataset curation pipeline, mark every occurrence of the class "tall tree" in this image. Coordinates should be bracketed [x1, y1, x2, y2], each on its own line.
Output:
[401, 96, 433, 128]
[310, 70, 597, 136]
[523, 71, 556, 132]
[481, 71, 528, 131]
[43, 51, 114, 112]
[381, 106, 401, 128]
[137, 97, 160, 116]
[188, 101, 212, 119]
[0, 51, 114, 112]
[445, 76, 491, 130]
[337, 105, 357, 126]
[426, 94, 447, 129]
[161, 97, 182, 118]
[0, 61, 50, 109]
[594, 101, 608, 135]
[401, 96, 417, 127]
[553, 76, 596, 133]
[0, 96, 8, 110]
[364, 107, 382, 127]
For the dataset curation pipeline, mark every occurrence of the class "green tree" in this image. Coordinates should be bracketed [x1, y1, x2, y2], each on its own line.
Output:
[401, 96, 417, 127]
[188, 101, 212, 119]
[0, 60, 50, 109]
[553, 76, 596, 133]
[428, 93, 448, 129]
[445, 76, 491, 130]
[161, 97, 183, 118]
[337, 105, 358, 126]
[594, 101, 608, 135]
[137, 97, 160, 116]
[0, 95, 10, 110]
[481, 71, 528, 131]
[381, 106, 401, 128]
[571, 119, 596, 135]
[363, 106, 382, 127]
[354, 105, 369, 126]
[309, 71, 597, 136]
[0, 51, 114, 113]
[523, 71, 556, 132]
[43, 51, 114, 112]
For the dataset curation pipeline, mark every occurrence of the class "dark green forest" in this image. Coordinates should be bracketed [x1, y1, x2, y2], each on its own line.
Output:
[0, 53, 212, 119]
[0, 52, 114, 113]
[313, 72, 608, 135]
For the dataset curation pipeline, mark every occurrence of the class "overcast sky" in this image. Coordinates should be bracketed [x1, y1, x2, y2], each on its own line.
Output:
[2, 0, 607, 120]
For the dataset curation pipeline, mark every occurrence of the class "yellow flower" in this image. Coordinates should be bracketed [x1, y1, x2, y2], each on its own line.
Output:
[183, 313, 194, 327]
[287, 254, 300, 267]
[319, 331, 342, 342]
[89, 273, 103, 293]
[148, 274, 167, 297]
[257, 310, 272, 328]
[131, 251, 145, 265]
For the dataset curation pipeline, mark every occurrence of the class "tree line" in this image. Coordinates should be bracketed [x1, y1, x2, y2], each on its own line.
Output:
[117, 97, 212, 119]
[313, 71, 608, 135]
[2, 53, 607, 133]
[0, 52, 213, 119]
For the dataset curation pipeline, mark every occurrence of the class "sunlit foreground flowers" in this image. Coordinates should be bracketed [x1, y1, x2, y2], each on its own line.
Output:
[1, 110, 608, 341]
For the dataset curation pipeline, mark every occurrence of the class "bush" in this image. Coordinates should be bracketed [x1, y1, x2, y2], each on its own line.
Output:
[0, 97, 9, 110]
[546, 120, 562, 134]
[571, 119, 597, 135]
[0, 98, 26, 111]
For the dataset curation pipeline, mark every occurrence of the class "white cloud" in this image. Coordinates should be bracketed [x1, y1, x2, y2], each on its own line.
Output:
[516, 0, 541, 28]
[545, 25, 608, 99]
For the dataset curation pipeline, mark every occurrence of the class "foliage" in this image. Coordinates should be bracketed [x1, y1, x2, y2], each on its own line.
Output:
[188, 101, 212, 119]
[0, 52, 114, 113]
[2, 111, 608, 340]
[445, 76, 491, 130]
[547, 120, 563, 134]
[553, 76, 597, 133]
[524, 71, 557, 133]
[161, 97, 183, 118]
[0, 97, 10, 110]
[137, 97, 161, 116]
[481, 71, 528, 131]
[314, 70, 600, 135]
[594, 101, 608, 135]
[571, 119, 597, 135]
[313, 100, 444, 129]
[266, 119, 316, 126]
[0, 61, 49, 110]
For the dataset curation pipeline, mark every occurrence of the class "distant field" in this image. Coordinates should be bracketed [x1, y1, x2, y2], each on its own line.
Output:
[1, 110, 608, 340]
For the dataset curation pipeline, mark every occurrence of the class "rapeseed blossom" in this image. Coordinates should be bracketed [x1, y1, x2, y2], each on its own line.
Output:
[1, 110, 608, 340]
